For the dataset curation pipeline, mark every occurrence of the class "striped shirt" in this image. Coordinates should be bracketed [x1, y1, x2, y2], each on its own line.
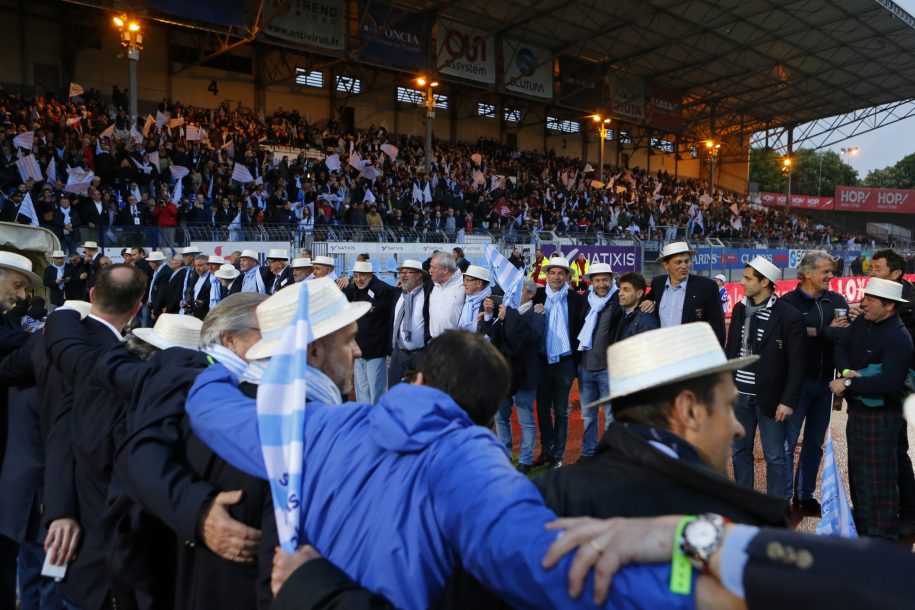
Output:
[735, 295, 776, 395]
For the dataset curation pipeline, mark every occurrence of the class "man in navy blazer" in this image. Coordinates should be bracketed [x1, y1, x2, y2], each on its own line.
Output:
[643, 241, 726, 345]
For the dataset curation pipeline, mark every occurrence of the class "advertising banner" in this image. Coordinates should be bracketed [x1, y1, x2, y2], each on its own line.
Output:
[834, 186, 915, 214]
[757, 192, 835, 210]
[541, 244, 641, 273]
[263, 0, 346, 50]
[503, 39, 553, 99]
[692, 247, 790, 270]
[358, 3, 428, 69]
[558, 57, 603, 110]
[435, 18, 496, 84]
[607, 69, 644, 122]
[646, 86, 682, 133]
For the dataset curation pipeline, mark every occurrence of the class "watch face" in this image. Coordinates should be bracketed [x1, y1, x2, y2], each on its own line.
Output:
[687, 520, 718, 548]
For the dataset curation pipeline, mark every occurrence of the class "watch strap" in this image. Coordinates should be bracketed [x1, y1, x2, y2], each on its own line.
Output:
[670, 516, 696, 595]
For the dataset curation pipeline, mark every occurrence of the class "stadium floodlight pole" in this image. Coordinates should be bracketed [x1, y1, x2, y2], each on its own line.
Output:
[417, 76, 439, 174]
[840, 146, 859, 166]
[114, 16, 143, 129]
[783, 157, 793, 213]
[592, 115, 611, 177]
[704, 139, 720, 192]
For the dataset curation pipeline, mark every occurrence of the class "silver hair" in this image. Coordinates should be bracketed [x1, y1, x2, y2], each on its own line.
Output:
[796, 250, 834, 280]
[431, 252, 456, 272]
[194, 254, 209, 264]
[521, 278, 538, 294]
[172, 255, 183, 263]
[199, 292, 267, 348]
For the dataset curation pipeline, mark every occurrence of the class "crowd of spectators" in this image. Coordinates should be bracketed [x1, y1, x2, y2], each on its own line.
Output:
[0, 86, 880, 250]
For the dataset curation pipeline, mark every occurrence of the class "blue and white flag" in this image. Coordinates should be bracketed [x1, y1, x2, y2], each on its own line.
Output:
[256, 286, 313, 551]
[485, 244, 523, 309]
[816, 428, 857, 538]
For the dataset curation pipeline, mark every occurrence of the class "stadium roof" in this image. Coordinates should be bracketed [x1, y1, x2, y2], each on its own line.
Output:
[394, 0, 915, 141]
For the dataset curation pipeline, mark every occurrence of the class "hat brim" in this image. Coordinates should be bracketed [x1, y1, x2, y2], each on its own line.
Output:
[581, 355, 760, 410]
[244, 301, 371, 361]
[0, 263, 42, 289]
[657, 250, 697, 263]
[543, 263, 570, 273]
[583, 271, 613, 281]
[863, 289, 909, 304]
[131, 328, 200, 352]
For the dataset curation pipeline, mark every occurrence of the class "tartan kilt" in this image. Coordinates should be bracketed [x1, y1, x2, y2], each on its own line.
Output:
[846, 400, 903, 538]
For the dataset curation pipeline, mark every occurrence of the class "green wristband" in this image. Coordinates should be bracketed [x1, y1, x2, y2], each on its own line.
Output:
[842, 369, 852, 378]
[670, 516, 696, 595]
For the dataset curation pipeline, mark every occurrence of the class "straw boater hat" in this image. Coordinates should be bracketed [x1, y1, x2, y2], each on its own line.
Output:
[240, 249, 259, 260]
[215, 264, 240, 280]
[82, 241, 99, 250]
[132, 313, 203, 351]
[746, 255, 780, 284]
[61, 300, 92, 319]
[862, 277, 909, 303]
[352, 261, 373, 274]
[291, 258, 313, 269]
[584, 323, 758, 408]
[542, 256, 571, 273]
[397, 259, 424, 273]
[181, 246, 201, 256]
[0, 252, 41, 288]
[657, 241, 697, 263]
[266, 248, 289, 260]
[905, 394, 915, 426]
[207, 255, 224, 265]
[584, 262, 613, 281]
[147, 251, 166, 262]
[51, 250, 65, 259]
[312, 255, 335, 267]
[464, 265, 490, 283]
[244, 278, 371, 360]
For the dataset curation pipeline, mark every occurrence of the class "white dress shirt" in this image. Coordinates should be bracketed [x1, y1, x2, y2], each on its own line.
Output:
[428, 270, 464, 338]
[392, 288, 426, 350]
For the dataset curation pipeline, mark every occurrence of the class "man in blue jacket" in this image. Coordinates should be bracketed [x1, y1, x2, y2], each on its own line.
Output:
[186, 324, 702, 609]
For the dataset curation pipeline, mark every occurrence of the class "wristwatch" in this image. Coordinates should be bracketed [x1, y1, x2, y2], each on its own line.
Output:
[680, 513, 726, 572]
[844, 378, 852, 388]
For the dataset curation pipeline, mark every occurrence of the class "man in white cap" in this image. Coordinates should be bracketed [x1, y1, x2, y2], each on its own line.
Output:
[727, 255, 804, 499]
[343, 260, 400, 404]
[311, 256, 337, 281]
[82, 240, 102, 269]
[165, 245, 201, 313]
[714, 274, 728, 314]
[642, 242, 726, 346]
[428, 251, 465, 337]
[145, 250, 173, 324]
[238, 249, 269, 294]
[532, 255, 587, 467]
[42, 250, 72, 310]
[831, 276, 914, 539]
[388, 260, 433, 389]
[291, 258, 314, 283]
[457, 265, 491, 332]
[575, 262, 619, 460]
[266, 249, 293, 294]
[215, 263, 242, 298]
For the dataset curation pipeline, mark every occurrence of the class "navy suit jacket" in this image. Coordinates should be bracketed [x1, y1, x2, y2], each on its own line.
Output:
[649, 274, 726, 346]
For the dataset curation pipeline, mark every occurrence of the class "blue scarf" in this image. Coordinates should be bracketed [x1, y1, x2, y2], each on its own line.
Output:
[621, 423, 702, 465]
[578, 284, 617, 351]
[458, 287, 491, 331]
[242, 359, 343, 406]
[545, 283, 571, 363]
[202, 344, 248, 379]
[242, 266, 266, 293]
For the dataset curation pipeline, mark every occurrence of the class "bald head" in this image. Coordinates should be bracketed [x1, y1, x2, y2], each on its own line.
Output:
[91, 264, 146, 315]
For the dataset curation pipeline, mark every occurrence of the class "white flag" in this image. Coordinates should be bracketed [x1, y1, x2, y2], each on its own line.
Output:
[359, 165, 380, 181]
[12, 131, 34, 151]
[16, 155, 43, 182]
[816, 430, 857, 538]
[66, 117, 82, 129]
[423, 183, 432, 203]
[325, 154, 341, 172]
[155, 110, 169, 128]
[99, 124, 115, 140]
[472, 170, 485, 188]
[148, 151, 160, 168]
[129, 127, 144, 145]
[221, 141, 236, 160]
[142, 114, 155, 136]
[380, 143, 398, 160]
[18, 192, 39, 226]
[348, 150, 364, 171]
[46, 156, 56, 183]
[68, 82, 84, 99]
[172, 177, 183, 204]
[186, 125, 202, 141]
[64, 167, 95, 196]
[232, 162, 254, 183]
[584, 163, 594, 173]
[412, 183, 423, 203]
[170, 165, 190, 181]
[363, 188, 376, 203]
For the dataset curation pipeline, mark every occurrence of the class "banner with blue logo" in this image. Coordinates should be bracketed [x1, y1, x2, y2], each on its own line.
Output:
[358, 3, 428, 69]
[541, 244, 640, 272]
[693, 248, 791, 271]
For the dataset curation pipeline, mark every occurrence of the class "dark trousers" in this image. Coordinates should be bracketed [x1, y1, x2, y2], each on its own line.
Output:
[897, 427, 915, 520]
[387, 348, 423, 390]
[536, 357, 576, 461]
[0, 533, 17, 610]
[846, 401, 903, 539]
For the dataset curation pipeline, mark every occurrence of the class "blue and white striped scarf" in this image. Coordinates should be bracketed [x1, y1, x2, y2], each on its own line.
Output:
[458, 287, 491, 331]
[242, 359, 342, 405]
[202, 344, 248, 379]
[578, 284, 617, 351]
[209, 274, 222, 310]
[485, 244, 522, 309]
[242, 266, 266, 293]
[545, 284, 571, 363]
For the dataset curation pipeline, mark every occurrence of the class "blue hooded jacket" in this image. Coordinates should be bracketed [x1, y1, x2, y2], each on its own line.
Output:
[187, 365, 695, 610]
